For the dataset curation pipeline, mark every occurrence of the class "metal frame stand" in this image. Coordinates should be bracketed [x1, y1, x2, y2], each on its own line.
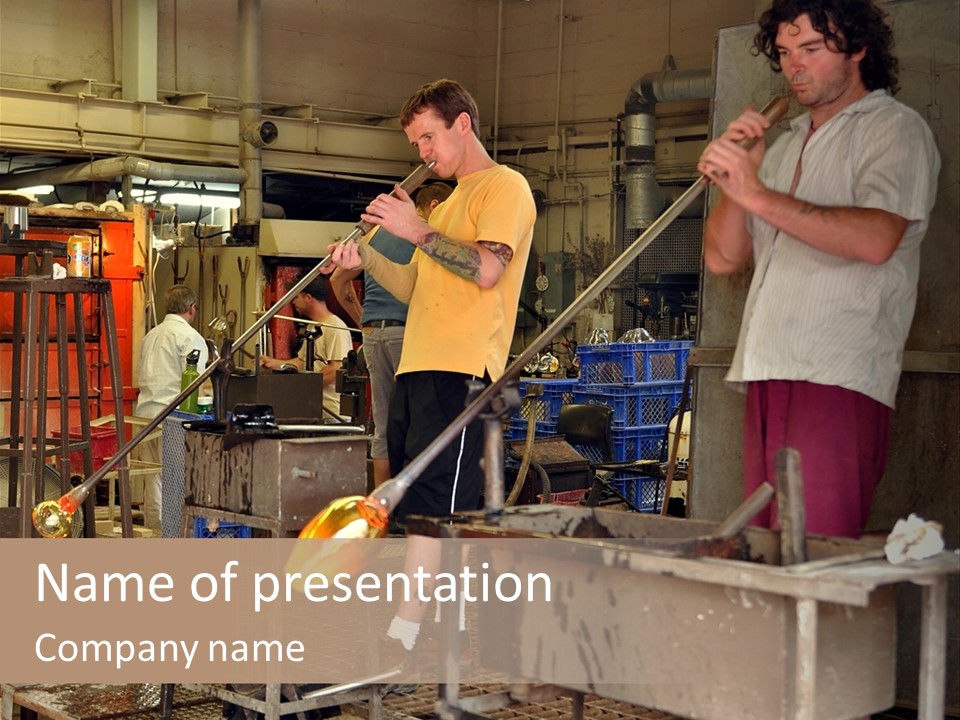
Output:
[0, 276, 131, 538]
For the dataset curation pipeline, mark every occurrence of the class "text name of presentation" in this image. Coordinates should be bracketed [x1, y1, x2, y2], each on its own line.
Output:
[37, 561, 552, 612]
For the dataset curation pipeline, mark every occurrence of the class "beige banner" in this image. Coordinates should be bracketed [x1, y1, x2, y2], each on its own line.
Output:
[0, 535, 893, 717]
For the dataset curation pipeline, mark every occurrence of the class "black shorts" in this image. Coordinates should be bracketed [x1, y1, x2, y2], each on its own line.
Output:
[387, 371, 487, 521]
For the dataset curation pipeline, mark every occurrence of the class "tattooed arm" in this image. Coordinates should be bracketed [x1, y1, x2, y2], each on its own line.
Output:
[359, 186, 515, 287]
[744, 192, 908, 265]
[701, 110, 910, 267]
[414, 231, 514, 288]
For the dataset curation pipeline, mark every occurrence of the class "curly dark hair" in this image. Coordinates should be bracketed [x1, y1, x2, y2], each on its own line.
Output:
[399, 79, 481, 138]
[754, 0, 899, 93]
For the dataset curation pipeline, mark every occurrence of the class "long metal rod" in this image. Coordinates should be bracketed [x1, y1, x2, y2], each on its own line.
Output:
[374, 177, 711, 508]
[372, 96, 790, 512]
[39, 161, 435, 517]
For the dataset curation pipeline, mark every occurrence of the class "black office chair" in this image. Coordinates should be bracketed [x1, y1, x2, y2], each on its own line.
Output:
[556, 403, 663, 513]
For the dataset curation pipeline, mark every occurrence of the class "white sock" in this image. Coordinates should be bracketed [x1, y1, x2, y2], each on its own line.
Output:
[387, 616, 420, 650]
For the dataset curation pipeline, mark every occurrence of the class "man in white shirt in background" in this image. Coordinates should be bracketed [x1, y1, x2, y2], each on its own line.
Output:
[135, 284, 208, 535]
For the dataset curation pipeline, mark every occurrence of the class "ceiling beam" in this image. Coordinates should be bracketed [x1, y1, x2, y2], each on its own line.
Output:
[0, 87, 419, 182]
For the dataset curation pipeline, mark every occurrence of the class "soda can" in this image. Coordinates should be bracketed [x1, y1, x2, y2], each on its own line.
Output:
[67, 236, 92, 277]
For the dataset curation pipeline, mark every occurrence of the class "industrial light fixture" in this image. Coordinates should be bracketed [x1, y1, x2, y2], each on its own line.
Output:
[130, 188, 158, 199]
[159, 192, 241, 209]
[16, 185, 54, 196]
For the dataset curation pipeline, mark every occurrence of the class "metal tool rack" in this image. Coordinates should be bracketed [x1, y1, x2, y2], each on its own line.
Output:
[0, 276, 132, 538]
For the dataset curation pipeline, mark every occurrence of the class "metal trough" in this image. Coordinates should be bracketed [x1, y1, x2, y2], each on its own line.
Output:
[410, 505, 958, 720]
[183, 429, 368, 535]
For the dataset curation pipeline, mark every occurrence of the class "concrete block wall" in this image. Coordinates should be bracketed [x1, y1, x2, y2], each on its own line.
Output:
[1, 1, 755, 123]
[1, 0, 754, 353]
[475, 0, 754, 134]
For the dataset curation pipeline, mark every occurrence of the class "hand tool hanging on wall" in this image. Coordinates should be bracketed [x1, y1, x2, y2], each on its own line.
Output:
[226, 309, 237, 340]
[31, 160, 438, 538]
[172, 250, 188, 286]
[218, 283, 229, 319]
[197, 235, 206, 328]
[237, 256, 252, 360]
[211, 255, 221, 320]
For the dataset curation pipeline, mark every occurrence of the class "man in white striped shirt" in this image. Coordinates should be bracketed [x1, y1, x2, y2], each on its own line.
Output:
[698, 0, 940, 538]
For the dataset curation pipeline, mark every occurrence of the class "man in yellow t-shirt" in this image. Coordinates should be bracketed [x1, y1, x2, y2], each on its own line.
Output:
[323, 78, 535, 659]
[326, 78, 535, 519]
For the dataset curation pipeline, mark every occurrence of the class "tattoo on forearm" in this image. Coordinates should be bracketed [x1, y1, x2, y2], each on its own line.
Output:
[478, 240, 514, 267]
[417, 231, 483, 282]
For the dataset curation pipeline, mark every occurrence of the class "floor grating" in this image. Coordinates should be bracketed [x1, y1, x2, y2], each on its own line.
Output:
[2, 684, 951, 720]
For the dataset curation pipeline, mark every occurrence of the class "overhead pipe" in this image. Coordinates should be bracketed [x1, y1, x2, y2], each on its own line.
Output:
[492, 0, 504, 161]
[120, 0, 158, 103]
[624, 67, 711, 229]
[237, 0, 266, 227]
[0, 156, 246, 190]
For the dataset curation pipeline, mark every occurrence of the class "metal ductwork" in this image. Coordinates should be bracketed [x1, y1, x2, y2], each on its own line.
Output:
[0, 156, 247, 190]
[236, 0, 269, 235]
[624, 67, 711, 229]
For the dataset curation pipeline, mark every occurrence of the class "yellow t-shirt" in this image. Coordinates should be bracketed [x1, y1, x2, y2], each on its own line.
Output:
[397, 164, 535, 381]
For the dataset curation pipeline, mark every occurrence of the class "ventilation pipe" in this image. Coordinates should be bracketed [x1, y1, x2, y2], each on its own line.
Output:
[624, 67, 711, 229]
[236, 0, 271, 236]
[120, 0, 158, 103]
[0, 156, 246, 190]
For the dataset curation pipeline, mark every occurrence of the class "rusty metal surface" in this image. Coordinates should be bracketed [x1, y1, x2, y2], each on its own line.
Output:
[506, 437, 590, 471]
[404, 506, 960, 719]
[183, 430, 367, 533]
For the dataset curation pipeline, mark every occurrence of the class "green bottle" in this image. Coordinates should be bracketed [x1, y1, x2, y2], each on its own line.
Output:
[178, 349, 201, 413]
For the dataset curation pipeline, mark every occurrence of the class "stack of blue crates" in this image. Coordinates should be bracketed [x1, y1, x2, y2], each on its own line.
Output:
[194, 517, 253, 539]
[508, 340, 692, 512]
[508, 378, 578, 440]
[575, 340, 691, 511]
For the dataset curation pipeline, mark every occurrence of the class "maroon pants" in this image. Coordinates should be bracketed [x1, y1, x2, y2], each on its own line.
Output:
[743, 380, 892, 538]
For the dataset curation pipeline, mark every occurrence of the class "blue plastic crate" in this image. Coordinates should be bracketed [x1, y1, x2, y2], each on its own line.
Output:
[508, 419, 558, 441]
[573, 382, 684, 428]
[194, 517, 253, 539]
[608, 474, 666, 513]
[577, 341, 691, 384]
[572, 424, 666, 464]
[514, 378, 577, 424]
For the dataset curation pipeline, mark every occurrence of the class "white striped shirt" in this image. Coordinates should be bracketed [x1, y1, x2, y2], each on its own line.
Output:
[727, 90, 941, 408]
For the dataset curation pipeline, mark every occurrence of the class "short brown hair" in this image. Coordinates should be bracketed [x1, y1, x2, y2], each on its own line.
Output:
[415, 183, 453, 212]
[165, 285, 197, 314]
[400, 79, 480, 138]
